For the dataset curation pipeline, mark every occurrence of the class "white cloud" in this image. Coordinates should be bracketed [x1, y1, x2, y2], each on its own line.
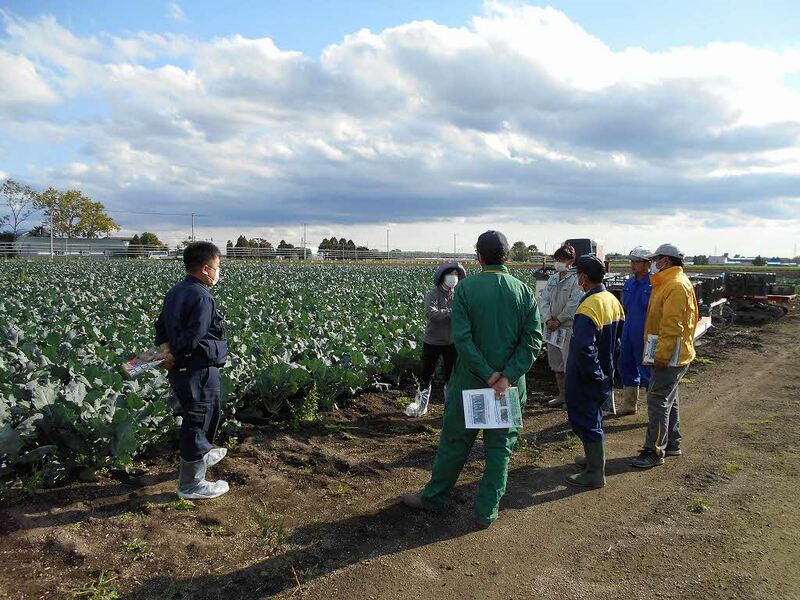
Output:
[0, 50, 59, 111]
[167, 2, 185, 23]
[1, 3, 800, 256]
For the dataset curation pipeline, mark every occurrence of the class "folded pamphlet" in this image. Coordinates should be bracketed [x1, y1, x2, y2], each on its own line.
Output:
[642, 334, 681, 367]
[121, 349, 165, 379]
[462, 387, 523, 429]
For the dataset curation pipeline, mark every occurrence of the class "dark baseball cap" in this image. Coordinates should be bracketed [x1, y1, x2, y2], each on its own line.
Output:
[476, 230, 510, 262]
[574, 254, 606, 282]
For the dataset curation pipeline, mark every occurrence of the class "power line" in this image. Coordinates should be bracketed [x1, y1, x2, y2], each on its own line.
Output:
[104, 209, 208, 217]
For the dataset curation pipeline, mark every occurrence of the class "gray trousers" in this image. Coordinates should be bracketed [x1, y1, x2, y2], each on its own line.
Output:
[644, 365, 689, 457]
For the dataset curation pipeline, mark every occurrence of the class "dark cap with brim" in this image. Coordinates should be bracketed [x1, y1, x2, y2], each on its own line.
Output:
[476, 230, 510, 260]
[574, 254, 606, 282]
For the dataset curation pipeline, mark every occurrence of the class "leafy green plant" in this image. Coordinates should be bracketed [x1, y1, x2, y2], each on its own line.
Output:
[251, 502, 288, 555]
[689, 496, 711, 513]
[69, 571, 120, 600]
[121, 538, 154, 561]
[164, 499, 196, 512]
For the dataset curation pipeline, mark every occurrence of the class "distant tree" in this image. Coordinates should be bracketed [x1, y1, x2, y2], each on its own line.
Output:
[139, 232, 165, 248]
[79, 201, 120, 238]
[511, 241, 530, 262]
[693, 255, 709, 265]
[250, 237, 273, 249]
[235, 235, 249, 248]
[277, 240, 295, 249]
[34, 187, 118, 238]
[28, 224, 49, 237]
[752, 255, 767, 266]
[1, 179, 38, 241]
[226, 240, 233, 250]
[527, 244, 539, 255]
[128, 234, 142, 257]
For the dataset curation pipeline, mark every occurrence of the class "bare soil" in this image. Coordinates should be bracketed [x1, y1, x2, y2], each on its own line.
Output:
[1, 316, 799, 600]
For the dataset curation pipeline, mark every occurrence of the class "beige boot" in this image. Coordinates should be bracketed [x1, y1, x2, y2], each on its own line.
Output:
[617, 386, 639, 416]
[547, 372, 566, 407]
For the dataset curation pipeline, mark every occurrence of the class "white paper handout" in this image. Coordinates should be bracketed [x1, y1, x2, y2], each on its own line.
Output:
[462, 387, 523, 429]
[642, 334, 681, 367]
[544, 326, 567, 351]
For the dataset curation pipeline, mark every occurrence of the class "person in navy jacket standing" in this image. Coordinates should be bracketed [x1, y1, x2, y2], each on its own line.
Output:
[155, 241, 229, 500]
[564, 255, 624, 489]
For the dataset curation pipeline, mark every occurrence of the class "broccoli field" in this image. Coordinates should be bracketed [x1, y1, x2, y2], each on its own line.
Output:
[0, 260, 539, 488]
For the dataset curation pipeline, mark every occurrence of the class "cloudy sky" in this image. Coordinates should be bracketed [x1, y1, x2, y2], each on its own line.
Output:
[2, 0, 800, 256]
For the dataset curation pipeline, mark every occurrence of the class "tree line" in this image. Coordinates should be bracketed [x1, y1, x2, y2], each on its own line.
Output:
[0, 178, 118, 243]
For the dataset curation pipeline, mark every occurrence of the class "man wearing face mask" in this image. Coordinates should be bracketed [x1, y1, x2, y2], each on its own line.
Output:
[155, 241, 229, 499]
[631, 243, 699, 469]
[539, 244, 584, 408]
[617, 247, 653, 416]
[564, 255, 624, 488]
[406, 262, 467, 417]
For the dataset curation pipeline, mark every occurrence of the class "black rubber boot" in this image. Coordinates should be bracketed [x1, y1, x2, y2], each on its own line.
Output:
[566, 441, 605, 488]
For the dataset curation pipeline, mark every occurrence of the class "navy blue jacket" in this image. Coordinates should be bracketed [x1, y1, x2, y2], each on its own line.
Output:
[565, 285, 624, 405]
[154, 275, 228, 370]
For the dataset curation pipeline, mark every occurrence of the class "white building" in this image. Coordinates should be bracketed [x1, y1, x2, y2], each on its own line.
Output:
[14, 235, 132, 258]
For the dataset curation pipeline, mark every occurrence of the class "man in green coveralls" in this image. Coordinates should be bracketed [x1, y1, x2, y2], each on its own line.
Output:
[402, 231, 542, 527]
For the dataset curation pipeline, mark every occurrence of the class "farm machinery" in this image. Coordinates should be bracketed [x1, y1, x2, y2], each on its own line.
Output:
[605, 271, 795, 329]
[720, 272, 796, 325]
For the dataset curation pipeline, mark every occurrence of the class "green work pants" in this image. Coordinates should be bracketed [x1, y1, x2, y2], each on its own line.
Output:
[421, 393, 519, 523]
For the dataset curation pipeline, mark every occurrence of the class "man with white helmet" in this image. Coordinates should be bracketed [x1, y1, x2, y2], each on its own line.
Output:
[617, 247, 653, 416]
[631, 243, 699, 469]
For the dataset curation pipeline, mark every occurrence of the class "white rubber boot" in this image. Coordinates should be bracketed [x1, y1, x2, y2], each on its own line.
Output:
[178, 458, 229, 500]
[404, 385, 432, 417]
[204, 447, 227, 468]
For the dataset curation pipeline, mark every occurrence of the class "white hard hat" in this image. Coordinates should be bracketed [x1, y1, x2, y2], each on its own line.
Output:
[628, 246, 653, 261]
[648, 243, 684, 259]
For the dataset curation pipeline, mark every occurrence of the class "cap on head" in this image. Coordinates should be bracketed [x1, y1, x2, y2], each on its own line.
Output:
[647, 243, 684, 260]
[574, 254, 605, 283]
[628, 246, 653, 262]
[476, 230, 510, 265]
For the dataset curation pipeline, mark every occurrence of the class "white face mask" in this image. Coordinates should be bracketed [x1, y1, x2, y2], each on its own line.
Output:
[444, 274, 458, 288]
[207, 264, 220, 286]
[554, 261, 567, 273]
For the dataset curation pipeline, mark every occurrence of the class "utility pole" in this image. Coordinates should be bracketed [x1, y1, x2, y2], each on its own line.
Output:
[453, 233, 457, 258]
[386, 228, 390, 260]
[49, 209, 54, 259]
[191, 213, 195, 242]
[303, 223, 307, 260]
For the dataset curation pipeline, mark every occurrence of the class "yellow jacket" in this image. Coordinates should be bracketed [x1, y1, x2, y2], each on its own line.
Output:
[644, 266, 699, 366]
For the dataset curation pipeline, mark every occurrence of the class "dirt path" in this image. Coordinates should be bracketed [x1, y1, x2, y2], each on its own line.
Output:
[1, 317, 799, 599]
[284, 316, 800, 600]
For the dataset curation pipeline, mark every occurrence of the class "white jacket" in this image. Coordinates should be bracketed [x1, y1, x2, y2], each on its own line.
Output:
[538, 271, 583, 328]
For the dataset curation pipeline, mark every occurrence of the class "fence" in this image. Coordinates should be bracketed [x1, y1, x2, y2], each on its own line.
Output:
[0, 240, 485, 262]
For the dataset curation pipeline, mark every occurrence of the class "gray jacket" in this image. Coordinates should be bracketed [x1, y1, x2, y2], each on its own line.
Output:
[423, 261, 467, 346]
[538, 270, 583, 328]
